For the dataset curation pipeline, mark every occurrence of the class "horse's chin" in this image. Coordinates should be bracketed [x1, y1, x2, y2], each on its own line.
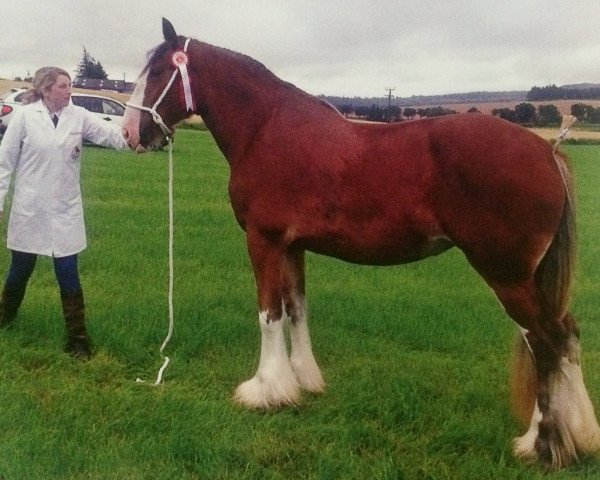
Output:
[137, 134, 171, 153]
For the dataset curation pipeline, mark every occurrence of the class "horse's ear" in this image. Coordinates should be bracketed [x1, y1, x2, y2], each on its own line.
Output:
[162, 18, 178, 47]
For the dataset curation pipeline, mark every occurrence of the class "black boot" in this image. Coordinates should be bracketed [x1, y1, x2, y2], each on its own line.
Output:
[0, 286, 26, 328]
[60, 290, 92, 360]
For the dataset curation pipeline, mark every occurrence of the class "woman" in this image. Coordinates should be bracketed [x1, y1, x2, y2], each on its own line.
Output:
[0, 67, 129, 359]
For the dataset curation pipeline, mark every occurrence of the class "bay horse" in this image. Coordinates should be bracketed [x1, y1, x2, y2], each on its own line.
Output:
[122, 18, 600, 469]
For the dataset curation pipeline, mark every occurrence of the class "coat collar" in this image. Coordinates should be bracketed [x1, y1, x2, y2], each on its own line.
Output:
[31, 99, 74, 129]
[31, 98, 74, 115]
[31, 99, 73, 131]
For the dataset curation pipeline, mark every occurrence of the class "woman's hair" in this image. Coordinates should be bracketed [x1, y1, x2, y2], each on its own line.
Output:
[21, 67, 71, 105]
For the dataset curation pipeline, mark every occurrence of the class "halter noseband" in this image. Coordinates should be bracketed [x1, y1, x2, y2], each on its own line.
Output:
[126, 37, 195, 137]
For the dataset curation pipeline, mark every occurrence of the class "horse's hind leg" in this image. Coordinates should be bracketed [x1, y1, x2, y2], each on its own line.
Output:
[493, 280, 600, 469]
[282, 250, 325, 393]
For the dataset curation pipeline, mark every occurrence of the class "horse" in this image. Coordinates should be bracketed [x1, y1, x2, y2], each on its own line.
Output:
[122, 18, 600, 469]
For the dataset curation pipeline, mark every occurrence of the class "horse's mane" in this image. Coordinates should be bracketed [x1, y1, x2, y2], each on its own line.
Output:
[216, 48, 342, 116]
[144, 42, 172, 70]
[145, 38, 342, 117]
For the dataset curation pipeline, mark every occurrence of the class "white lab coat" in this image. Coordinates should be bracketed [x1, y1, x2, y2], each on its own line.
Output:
[0, 99, 129, 257]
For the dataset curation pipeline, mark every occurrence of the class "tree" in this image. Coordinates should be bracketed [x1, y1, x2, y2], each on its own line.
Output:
[417, 106, 457, 118]
[386, 105, 402, 122]
[536, 104, 561, 127]
[571, 103, 595, 121]
[403, 107, 417, 119]
[514, 103, 536, 124]
[588, 108, 600, 124]
[492, 108, 517, 123]
[75, 46, 108, 80]
[337, 104, 354, 117]
[367, 104, 384, 122]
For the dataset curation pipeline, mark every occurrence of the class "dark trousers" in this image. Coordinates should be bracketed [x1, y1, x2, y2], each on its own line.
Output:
[5, 250, 82, 295]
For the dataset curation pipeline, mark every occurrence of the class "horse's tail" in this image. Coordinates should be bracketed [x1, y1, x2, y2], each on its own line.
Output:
[535, 150, 576, 323]
[510, 150, 576, 426]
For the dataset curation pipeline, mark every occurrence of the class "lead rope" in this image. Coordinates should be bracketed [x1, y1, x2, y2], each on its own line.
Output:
[552, 115, 576, 207]
[553, 114, 576, 153]
[129, 39, 194, 385]
[136, 137, 175, 385]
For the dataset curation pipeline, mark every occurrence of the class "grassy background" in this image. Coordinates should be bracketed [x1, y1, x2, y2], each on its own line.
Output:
[0, 131, 599, 479]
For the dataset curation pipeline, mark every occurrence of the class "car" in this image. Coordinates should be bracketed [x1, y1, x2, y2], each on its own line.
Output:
[0, 88, 126, 138]
[0, 87, 27, 136]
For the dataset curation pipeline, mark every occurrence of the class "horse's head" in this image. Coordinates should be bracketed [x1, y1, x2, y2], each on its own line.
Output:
[122, 18, 195, 152]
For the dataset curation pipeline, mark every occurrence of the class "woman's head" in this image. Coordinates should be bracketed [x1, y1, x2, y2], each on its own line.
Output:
[22, 67, 72, 108]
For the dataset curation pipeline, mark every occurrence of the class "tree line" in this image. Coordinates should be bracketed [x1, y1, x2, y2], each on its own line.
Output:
[334, 101, 600, 127]
[335, 103, 460, 122]
[491, 103, 562, 126]
[493, 102, 600, 126]
[527, 84, 600, 101]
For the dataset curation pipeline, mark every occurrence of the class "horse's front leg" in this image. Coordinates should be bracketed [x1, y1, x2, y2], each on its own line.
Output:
[282, 249, 325, 394]
[233, 231, 300, 409]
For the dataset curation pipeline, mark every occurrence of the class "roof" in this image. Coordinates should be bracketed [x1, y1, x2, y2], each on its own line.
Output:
[72, 78, 134, 93]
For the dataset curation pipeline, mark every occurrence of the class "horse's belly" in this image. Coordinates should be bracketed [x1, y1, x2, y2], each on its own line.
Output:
[304, 232, 454, 266]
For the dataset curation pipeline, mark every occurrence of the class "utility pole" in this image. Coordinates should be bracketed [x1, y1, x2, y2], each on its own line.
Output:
[385, 87, 395, 123]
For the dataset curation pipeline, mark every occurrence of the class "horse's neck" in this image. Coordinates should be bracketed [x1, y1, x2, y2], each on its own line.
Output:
[190, 42, 307, 162]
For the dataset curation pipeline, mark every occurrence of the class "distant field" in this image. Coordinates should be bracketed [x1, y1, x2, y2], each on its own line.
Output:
[2, 77, 600, 137]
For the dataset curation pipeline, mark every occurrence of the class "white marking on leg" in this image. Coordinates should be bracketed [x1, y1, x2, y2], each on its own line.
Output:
[514, 339, 600, 467]
[514, 402, 543, 462]
[233, 311, 300, 409]
[549, 349, 600, 460]
[288, 295, 325, 393]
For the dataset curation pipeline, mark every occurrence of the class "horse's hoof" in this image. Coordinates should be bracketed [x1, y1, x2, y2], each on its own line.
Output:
[233, 375, 300, 409]
[0, 312, 17, 329]
[65, 336, 93, 361]
[513, 433, 538, 464]
[291, 358, 326, 393]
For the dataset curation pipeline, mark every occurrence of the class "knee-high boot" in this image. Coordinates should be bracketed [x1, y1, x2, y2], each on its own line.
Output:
[60, 290, 92, 359]
[0, 285, 27, 328]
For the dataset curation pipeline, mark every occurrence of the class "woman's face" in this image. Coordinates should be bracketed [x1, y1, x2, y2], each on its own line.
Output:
[44, 74, 72, 109]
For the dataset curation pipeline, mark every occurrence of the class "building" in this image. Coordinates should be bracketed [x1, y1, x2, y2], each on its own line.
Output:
[72, 77, 134, 93]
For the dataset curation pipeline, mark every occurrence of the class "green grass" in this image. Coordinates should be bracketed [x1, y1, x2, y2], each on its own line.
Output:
[0, 132, 599, 479]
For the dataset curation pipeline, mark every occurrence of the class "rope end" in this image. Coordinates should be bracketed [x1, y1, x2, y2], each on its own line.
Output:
[553, 115, 577, 152]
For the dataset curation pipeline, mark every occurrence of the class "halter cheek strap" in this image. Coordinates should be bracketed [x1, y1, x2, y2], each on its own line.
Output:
[174, 39, 194, 112]
[126, 37, 194, 137]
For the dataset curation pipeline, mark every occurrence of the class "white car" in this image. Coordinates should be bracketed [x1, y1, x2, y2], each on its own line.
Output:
[0, 87, 126, 138]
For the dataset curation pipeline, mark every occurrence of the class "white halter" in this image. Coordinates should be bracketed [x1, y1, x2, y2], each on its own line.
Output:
[126, 37, 195, 137]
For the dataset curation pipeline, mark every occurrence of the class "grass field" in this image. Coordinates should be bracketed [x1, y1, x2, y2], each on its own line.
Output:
[0, 130, 599, 479]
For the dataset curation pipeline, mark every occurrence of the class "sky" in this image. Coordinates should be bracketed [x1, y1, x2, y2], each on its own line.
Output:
[1, 0, 599, 98]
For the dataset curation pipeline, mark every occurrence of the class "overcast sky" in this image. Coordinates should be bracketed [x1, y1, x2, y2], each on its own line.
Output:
[1, 0, 598, 98]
